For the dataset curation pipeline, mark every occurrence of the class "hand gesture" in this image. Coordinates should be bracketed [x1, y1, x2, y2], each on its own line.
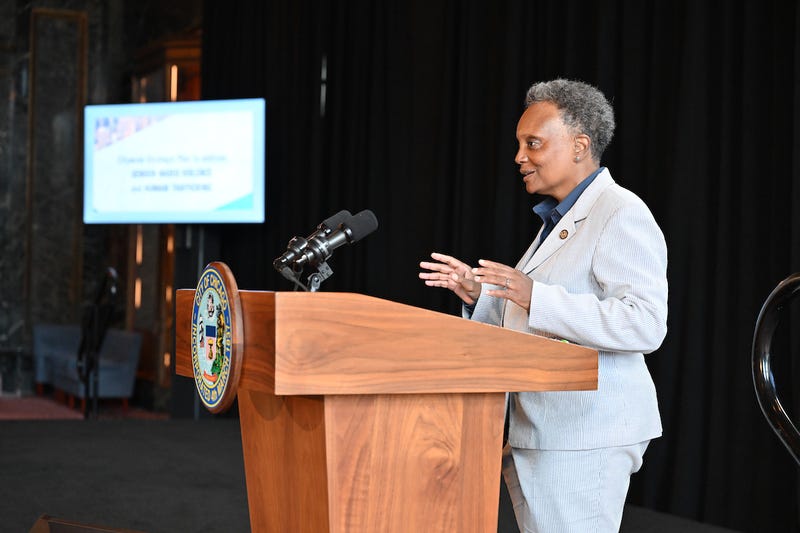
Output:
[419, 252, 481, 305]
[471, 259, 533, 311]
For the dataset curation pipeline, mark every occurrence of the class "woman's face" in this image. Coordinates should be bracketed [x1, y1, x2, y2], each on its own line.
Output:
[515, 101, 584, 201]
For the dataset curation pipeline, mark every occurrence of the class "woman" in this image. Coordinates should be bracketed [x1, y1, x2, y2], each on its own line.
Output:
[419, 79, 668, 532]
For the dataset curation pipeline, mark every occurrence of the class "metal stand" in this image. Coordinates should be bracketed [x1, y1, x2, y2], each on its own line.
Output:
[752, 272, 800, 465]
[77, 268, 118, 420]
[277, 261, 334, 293]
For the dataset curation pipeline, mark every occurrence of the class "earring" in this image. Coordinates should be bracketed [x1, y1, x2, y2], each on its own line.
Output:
[574, 156, 581, 162]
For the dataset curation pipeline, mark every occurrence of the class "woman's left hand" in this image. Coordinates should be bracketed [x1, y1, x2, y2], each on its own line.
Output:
[471, 259, 533, 311]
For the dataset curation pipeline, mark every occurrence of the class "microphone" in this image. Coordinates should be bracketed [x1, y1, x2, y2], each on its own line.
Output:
[93, 267, 118, 305]
[291, 209, 378, 268]
[273, 210, 352, 269]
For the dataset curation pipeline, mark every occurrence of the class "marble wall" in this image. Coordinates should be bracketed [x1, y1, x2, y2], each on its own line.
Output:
[0, 0, 201, 394]
[0, 2, 122, 352]
[28, 9, 88, 328]
[0, 0, 34, 353]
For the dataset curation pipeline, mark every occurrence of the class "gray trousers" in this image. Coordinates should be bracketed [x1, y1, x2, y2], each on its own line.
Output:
[502, 441, 649, 533]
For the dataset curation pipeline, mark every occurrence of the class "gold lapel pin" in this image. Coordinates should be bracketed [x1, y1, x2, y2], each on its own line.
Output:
[559, 229, 569, 239]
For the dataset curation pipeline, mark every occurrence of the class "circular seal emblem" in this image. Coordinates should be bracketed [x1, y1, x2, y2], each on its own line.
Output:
[190, 262, 243, 413]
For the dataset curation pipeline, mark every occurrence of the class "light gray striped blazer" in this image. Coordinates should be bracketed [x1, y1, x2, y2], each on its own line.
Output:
[468, 168, 668, 450]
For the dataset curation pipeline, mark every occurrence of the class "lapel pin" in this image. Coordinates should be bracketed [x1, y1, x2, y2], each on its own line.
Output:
[559, 229, 569, 239]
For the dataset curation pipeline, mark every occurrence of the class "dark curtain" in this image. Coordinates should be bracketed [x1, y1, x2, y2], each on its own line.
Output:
[201, 0, 800, 531]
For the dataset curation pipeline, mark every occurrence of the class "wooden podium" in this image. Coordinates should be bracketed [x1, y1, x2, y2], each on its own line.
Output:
[175, 284, 597, 532]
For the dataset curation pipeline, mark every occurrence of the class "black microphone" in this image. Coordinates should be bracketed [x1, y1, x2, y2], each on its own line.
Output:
[273, 210, 352, 270]
[292, 209, 379, 268]
[93, 267, 118, 305]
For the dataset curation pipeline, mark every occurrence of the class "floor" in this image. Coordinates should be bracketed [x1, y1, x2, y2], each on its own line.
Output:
[0, 416, 741, 533]
[0, 395, 84, 420]
[0, 394, 168, 421]
[0, 362, 741, 532]
[0, 351, 168, 421]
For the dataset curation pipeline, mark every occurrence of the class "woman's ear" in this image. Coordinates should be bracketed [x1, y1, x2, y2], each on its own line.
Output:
[573, 134, 591, 159]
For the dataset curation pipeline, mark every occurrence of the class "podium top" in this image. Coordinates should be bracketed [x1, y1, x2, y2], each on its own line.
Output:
[177, 290, 597, 397]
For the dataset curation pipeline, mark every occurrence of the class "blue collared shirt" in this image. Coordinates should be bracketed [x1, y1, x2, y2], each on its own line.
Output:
[532, 167, 604, 246]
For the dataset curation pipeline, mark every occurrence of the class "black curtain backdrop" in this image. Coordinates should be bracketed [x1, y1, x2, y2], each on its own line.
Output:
[201, 1, 800, 531]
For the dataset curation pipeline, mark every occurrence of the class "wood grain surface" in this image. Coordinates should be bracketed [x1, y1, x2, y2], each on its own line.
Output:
[238, 389, 330, 532]
[324, 392, 505, 532]
[178, 290, 598, 396]
[175, 287, 599, 532]
[271, 292, 597, 395]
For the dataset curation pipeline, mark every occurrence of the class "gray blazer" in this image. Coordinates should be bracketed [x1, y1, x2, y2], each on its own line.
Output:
[468, 168, 668, 450]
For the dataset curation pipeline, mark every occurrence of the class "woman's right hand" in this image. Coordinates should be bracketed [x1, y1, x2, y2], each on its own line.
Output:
[419, 252, 481, 305]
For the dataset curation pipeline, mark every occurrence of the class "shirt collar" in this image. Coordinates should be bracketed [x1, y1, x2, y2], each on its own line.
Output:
[533, 166, 605, 224]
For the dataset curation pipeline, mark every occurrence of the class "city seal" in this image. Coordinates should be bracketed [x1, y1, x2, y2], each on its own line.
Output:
[190, 262, 243, 413]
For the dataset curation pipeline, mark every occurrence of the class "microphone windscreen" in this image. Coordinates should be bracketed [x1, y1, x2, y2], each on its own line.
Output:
[321, 209, 352, 230]
[346, 209, 379, 242]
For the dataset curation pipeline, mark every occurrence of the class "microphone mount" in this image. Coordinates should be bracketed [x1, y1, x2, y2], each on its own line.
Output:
[276, 260, 332, 292]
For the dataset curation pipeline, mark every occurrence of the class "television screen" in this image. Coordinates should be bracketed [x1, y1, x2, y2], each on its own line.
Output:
[83, 98, 265, 224]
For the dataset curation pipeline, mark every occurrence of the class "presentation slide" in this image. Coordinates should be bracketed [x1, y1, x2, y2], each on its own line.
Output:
[84, 98, 265, 224]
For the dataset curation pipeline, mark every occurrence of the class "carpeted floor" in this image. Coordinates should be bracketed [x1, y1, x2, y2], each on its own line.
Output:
[0, 395, 170, 421]
[0, 415, 741, 533]
[0, 396, 83, 420]
[0, 419, 249, 532]
[0, 361, 744, 532]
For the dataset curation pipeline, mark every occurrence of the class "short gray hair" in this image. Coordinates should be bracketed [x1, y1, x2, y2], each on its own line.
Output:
[524, 79, 615, 162]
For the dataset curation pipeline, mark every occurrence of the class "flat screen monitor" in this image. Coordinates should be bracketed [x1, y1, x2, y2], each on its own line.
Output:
[83, 98, 265, 224]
